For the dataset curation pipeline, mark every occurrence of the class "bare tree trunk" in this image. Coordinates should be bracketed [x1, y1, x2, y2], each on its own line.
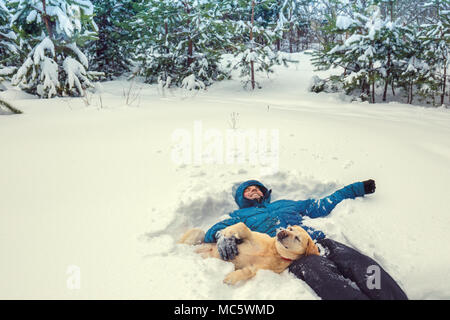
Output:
[383, 79, 389, 102]
[185, 2, 193, 67]
[165, 22, 169, 54]
[369, 60, 375, 103]
[390, 0, 394, 20]
[372, 79, 375, 104]
[276, 10, 282, 52]
[42, 0, 53, 38]
[441, 59, 447, 106]
[188, 39, 193, 66]
[411, 82, 414, 104]
[288, 7, 294, 53]
[250, 0, 255, 90]
[297, 29, 302, 51]
[288, 13, 293, 54]
[408, 81, 413, 104]
[383, 49, 391, 102]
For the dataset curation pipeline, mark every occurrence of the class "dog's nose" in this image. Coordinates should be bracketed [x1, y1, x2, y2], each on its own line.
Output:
[277, 230, 288, 241]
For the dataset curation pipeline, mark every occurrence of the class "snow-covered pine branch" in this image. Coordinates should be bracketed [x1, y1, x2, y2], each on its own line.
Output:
[9, 0, 99, 98]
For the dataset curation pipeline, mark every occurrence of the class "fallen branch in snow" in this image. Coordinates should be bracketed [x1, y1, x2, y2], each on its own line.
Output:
[0, 98, 22, 114]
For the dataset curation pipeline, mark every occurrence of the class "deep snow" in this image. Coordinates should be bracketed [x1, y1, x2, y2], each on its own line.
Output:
[1, 53, 450, 299]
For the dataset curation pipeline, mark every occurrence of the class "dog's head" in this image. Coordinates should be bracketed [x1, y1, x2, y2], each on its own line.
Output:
[275, 226, 319, 260]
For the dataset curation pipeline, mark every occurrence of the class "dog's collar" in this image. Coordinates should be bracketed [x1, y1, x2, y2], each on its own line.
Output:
[280, 256, 293, 262]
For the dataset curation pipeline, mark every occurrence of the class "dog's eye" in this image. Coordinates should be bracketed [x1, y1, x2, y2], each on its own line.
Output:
[288, 227, 293, 231]
[295, 236, 300, 242]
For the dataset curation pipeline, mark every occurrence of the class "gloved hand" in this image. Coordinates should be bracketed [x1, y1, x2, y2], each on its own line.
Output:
[215, 232, 239, 261]
[363, 179, 376, 194]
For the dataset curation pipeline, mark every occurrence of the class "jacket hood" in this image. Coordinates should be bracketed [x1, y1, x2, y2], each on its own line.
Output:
[234, 180, 272, 209]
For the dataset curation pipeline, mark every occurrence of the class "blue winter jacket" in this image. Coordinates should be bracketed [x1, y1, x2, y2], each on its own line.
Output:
[204, 180, 366, 243]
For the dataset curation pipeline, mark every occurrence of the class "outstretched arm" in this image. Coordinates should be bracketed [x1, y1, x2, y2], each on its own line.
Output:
[302, 181, 371, 219]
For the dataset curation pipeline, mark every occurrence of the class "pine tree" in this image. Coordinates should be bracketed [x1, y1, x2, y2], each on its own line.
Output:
[312, 3, 420, 103]
[227, 0, 292, 90]
[313, 6, 378, 102]
[88, 0, 137, 80]
[311, 0, 352, 50]
[272, 0, 313, 52]
[295, 0, 319, 51]
[420, 0, 450, 106]
[375, 4, 413, 102]
[396, 28, 428, 105]
[9, 0, 99, 98]
[131, 0, 232, 89]
[0, 0, 19, 88]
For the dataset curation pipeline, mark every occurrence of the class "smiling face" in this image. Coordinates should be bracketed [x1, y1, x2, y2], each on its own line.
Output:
[275, 226, 319, 260]
[243, 185, 264, 201]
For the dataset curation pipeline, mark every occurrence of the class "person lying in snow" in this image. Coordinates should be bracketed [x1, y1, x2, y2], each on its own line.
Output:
[204, 179, 408, 300]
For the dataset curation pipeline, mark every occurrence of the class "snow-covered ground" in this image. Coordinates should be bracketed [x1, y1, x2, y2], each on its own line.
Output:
[1, 53, 450, 299]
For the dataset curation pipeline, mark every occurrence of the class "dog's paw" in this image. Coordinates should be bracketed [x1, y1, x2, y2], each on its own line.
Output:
[221, 228, 239, 240]
[223, 272, 241, 285]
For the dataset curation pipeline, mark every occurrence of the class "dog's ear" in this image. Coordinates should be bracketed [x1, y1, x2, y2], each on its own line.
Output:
[305, 238, 320, 256]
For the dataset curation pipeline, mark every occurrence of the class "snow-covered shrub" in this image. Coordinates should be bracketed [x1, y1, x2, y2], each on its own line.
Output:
[181, 74, 205, 90]
[309, 75, 326, 93]
[9, 0, 100, 98]
[309, 75, 343, 94]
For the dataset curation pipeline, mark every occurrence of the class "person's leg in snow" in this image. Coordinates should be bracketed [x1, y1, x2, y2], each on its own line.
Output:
[289, 255, 370, 300]
[289, 239, 408, 300]
[317, 238, 408, 300]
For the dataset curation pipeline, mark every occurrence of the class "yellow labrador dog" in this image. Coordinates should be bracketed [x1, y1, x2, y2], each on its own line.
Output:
[179, 222, 319, 285]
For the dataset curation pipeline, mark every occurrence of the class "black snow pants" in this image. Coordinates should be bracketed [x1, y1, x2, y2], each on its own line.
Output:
[288, 238, 408, 300]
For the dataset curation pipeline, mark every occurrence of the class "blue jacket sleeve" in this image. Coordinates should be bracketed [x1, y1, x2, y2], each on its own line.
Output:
[204, 217, 241, 243]
[302, 182, 365, 219]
